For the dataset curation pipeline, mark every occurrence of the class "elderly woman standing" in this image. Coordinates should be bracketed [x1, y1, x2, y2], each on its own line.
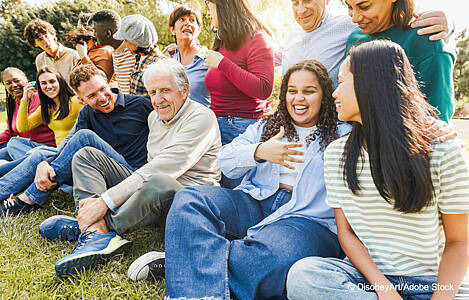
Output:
[113, 14, 164, 96]
[168, 5, 210, 107]
[345, 0, 455, 122]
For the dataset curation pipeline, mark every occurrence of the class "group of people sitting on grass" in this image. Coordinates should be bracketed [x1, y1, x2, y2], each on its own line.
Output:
[0, 0, 468, 299]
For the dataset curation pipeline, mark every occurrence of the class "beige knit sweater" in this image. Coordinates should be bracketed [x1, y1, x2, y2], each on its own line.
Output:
[104, 99, 221, 208]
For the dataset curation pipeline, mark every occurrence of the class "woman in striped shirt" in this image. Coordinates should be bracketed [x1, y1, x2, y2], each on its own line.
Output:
[287, 40, 469, 300]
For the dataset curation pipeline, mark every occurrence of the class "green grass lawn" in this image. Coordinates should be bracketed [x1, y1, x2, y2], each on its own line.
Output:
[0, 112, 468, 298]
[0, 113, 166, 298]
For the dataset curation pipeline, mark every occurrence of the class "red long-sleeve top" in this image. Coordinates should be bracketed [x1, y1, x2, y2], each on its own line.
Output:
[205, 30, 274, 119]
[0, 91, 55, 146]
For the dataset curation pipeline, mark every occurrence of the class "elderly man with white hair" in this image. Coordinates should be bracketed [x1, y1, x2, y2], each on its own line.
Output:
[45, 57, 221, 278]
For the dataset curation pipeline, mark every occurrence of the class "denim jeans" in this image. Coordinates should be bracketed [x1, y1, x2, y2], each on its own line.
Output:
[0, 142, 10, 160]
[216, 116, 259, 189]
[165, 186, 344, 300]
[0, 137, 54, 177]
[0, 147, 57, 201]
[7, 137, 52, 160]
[287, 257, 439, 300]
[23, 129, 133, 206]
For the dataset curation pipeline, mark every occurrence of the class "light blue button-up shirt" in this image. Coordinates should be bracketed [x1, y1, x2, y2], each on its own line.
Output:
[173, 47, 211, 107]
[281, 13, 356, 87]
[219, 121, 352, 236]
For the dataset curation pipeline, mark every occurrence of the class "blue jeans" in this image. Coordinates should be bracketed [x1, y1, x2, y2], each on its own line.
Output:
[0, 137, 54, 176]
[7, 137, 53, 160]
[0, 129, 132, 204]
[0, 142, 10, 160]
[23, 129, 133, 206]
[165, 186, 344, 300]
[0, 147, 57, 200]
[216, 116, 259, 189]
[287, 257, 438, 300]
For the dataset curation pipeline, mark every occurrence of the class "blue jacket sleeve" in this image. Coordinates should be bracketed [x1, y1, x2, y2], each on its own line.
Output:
[219, 121, 264, 179]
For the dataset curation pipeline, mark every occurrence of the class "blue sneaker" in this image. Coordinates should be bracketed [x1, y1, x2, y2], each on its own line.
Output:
[55, 231, 132, 278]
[39, 215, 80, 241]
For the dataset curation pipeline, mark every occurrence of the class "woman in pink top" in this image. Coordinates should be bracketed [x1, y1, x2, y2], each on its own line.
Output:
[0, 67, 55, 163]
[204, 0, 275, 187]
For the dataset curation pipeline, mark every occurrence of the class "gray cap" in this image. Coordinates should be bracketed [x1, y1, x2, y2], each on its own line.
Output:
[113, 14, 158, 48]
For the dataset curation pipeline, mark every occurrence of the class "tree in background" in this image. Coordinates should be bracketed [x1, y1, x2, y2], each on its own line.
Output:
[454, 29, 469, 104]
[0, 0, 215, 82]
[0, 0, 23, 18]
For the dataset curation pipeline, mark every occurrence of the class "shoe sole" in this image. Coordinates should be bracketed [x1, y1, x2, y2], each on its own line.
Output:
[55, 236, 132, 278]
[39, 215, 78, 241]
[128, 251, 165, 281]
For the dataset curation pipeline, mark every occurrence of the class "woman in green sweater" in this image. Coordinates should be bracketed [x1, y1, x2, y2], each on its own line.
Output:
[345, 0, 455, 122]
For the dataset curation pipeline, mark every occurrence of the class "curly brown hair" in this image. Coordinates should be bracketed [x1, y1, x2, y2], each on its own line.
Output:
[24, 18, 56, 47]
[260, 60, 338, 151]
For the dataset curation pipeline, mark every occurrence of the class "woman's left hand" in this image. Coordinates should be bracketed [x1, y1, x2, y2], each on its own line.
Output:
[204, 50, 224, 69]
[411, 10, 451, 41]
[22, 81, 35, 102]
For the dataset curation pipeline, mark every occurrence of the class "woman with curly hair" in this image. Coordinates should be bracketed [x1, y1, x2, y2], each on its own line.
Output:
[128, 60, 350, 299]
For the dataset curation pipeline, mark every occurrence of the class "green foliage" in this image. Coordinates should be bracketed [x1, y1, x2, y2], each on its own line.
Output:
[454, 29, 469, 104]
[0, 0, 23, 19]
[0, 0, 214, 82]
[0, 0, 121, 80]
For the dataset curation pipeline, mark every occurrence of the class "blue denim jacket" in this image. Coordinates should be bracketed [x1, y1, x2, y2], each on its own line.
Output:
[219, 121, 351, 236]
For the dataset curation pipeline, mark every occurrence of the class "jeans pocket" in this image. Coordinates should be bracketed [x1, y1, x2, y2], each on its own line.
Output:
[228, 117, 257, 133]
[270, 189, 292, 214]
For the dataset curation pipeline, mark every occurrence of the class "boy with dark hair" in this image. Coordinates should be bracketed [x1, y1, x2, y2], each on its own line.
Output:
[24, 18, 79, 82]
[91, 9, 135, 94]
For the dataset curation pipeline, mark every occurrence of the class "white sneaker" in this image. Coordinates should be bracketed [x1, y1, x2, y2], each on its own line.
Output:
[128, 251, 165, 281]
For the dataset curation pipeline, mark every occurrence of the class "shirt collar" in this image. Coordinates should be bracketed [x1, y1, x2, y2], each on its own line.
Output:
[113, 89, 126, 108]
[174, 46, 207, 61]
[155, 98, 190, 125]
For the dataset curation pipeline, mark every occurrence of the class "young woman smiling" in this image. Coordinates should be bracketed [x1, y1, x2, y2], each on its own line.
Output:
[0, 67, 55, 164]
[16, 67, 83, 146]
[345, 0, 455, 122]
[287, 40, 469, 300]
[155, 60, 350, 299]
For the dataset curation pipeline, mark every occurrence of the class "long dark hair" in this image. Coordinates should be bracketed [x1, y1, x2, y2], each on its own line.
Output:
[36, 67, 75, 124]
[1, 67, 27, 132]
[343, 40, 435, 213]
[261, 60, 338, 151]
[207, 0, 271, 51]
